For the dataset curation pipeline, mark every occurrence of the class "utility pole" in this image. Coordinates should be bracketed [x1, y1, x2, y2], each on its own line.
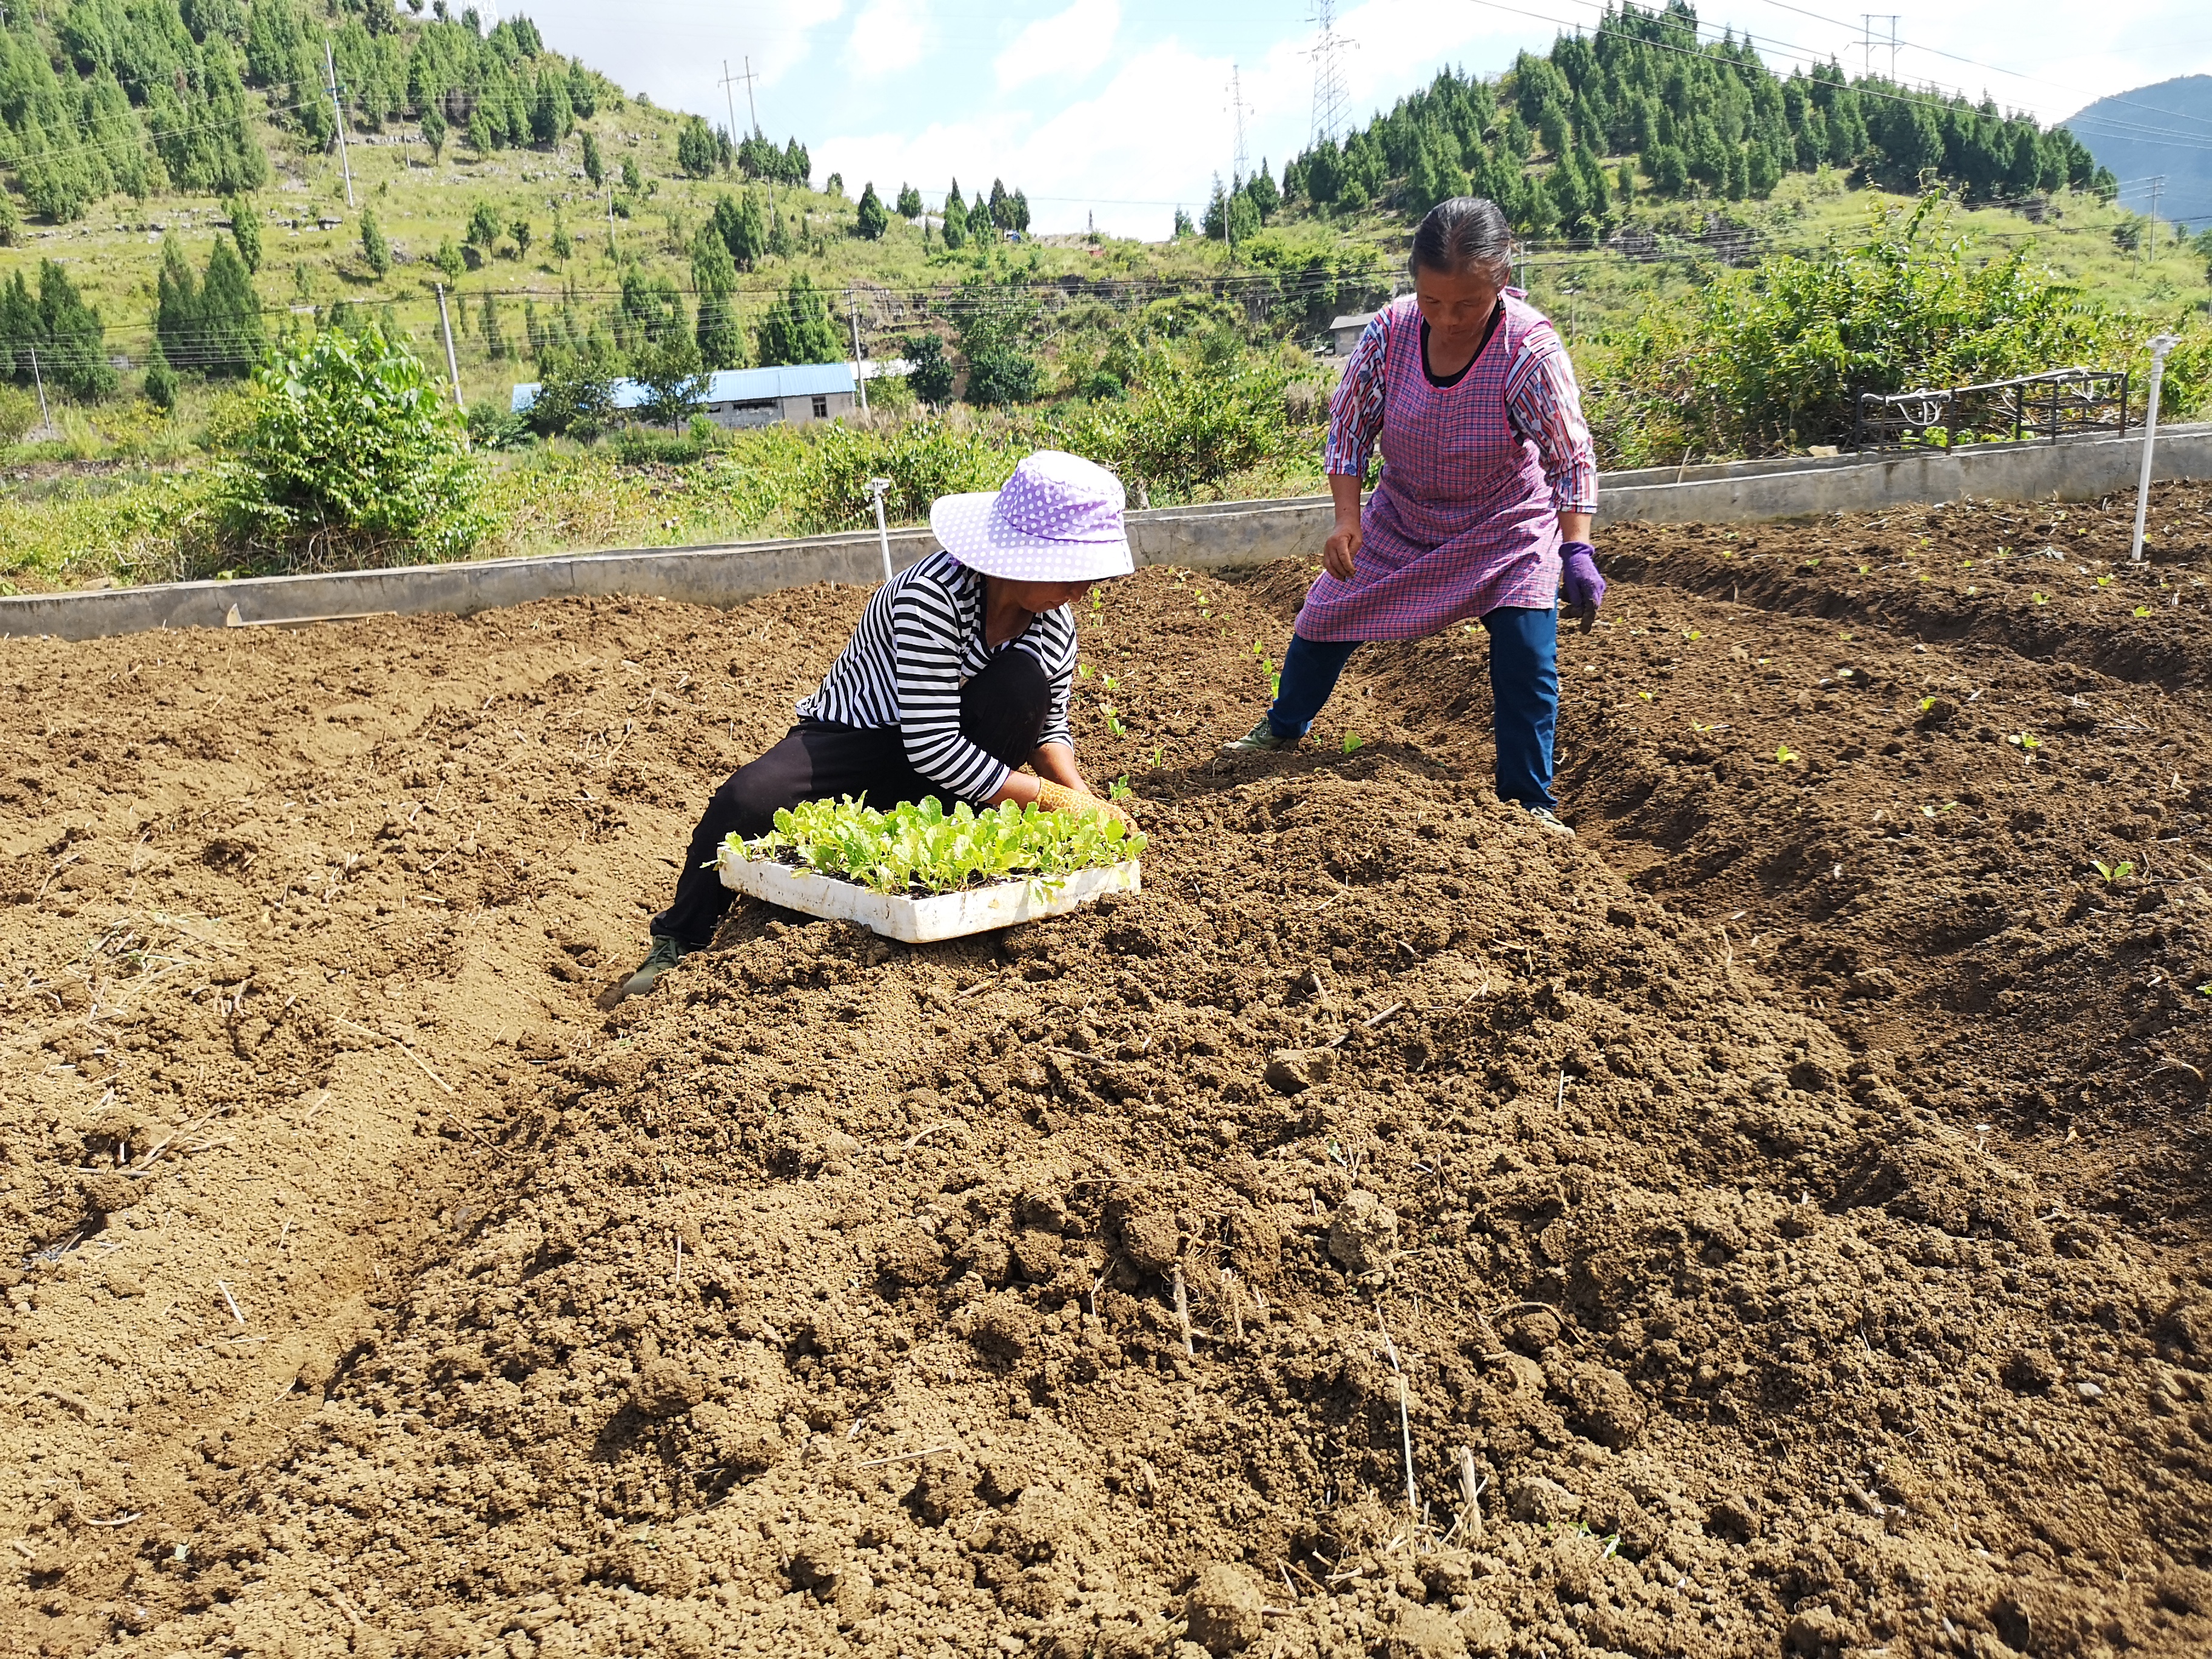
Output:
[719, 59, 741, 165]
[324, 39, 354, 209]
[435, 282, 464, 410]
[848, 293, 868, 413]
[728, 55, 780, 241]
[2147, 175, 2167, 262]
[27, 345, 49, 437]
[605, 175, 617, 260]
[1860, 14, 1898, 80]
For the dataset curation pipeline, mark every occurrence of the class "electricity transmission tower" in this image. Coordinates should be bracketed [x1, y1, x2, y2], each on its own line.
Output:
[1228, 64, 1250, 186]
[1307, 0, 1351, 148]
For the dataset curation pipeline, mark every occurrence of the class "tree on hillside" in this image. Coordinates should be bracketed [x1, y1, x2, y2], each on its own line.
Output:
[361, 206, 392, 275]
[709, 192, 769, 268]
[677, 114, 718, 178]
[511, 219, 533, 258]
[903, 332, 953, 406]
[756, 273, 839, 367]
[530, 64, 574, 146]
[420, 104, 447, 162]
[465, 200, 504, 252]
[227, 194, 262, 272]
[0, 262, 116, 400]
[856, 182, 888, 240]
[957, 290, 1041, 406]
[633, 333, 709, 431]
[1245, 161, 1279, 221]
[155, 235, 262, 378]
[942, 181, 968, 250]
[142, 338, 178, 411]
[582, 130, 604, 185]
[691, 226, 746, 368]
[896, 184, 923, 219]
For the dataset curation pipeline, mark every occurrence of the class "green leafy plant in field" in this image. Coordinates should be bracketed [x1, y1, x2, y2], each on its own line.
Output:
[216, 326, 488, 564]
[1586, 192, 2199, 465]
[2093, 859, 2135, 885]
[731, 796, 1142, 896]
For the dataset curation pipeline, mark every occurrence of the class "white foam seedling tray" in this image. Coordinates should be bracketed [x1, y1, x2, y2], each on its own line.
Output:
[717, 852, 1141, 943]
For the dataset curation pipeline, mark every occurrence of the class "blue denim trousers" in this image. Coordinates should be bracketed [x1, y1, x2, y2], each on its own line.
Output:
[1267, 605, 1560, 811]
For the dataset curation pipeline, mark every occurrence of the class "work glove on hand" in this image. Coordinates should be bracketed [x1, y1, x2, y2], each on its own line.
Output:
[1561, 541, 1606, 634]
[1036, 778, 1136, 832]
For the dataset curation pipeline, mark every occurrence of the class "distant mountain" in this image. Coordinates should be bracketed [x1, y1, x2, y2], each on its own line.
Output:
[2064, 75, 2212, 230]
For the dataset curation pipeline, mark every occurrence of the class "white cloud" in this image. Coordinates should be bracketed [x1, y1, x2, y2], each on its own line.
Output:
[519, 0, 845, 113]
[850, 0, 930, 82]
[994, 0, 1121, 92]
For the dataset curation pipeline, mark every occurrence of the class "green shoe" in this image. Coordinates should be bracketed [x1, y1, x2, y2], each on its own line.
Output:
[1222, 719, 1296, 754]
[601, 936, 694, 1008]
[1524, 806, 1577, 839]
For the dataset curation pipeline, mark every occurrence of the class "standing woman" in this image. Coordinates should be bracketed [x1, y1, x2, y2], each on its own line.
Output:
[606, 451, 1135, 1005]
[1225, 196, 1603, 836]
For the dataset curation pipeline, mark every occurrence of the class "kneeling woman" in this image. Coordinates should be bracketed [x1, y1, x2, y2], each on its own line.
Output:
[608, 450, 1135, 1004]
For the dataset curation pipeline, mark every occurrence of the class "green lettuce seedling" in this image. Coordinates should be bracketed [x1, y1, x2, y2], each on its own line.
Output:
[731, 796, 1142, 897]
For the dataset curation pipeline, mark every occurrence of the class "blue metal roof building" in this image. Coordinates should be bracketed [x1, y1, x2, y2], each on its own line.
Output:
[510, 360, 859, 427]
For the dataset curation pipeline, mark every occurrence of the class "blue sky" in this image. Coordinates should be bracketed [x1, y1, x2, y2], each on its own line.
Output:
[510, 0, 2212, 238]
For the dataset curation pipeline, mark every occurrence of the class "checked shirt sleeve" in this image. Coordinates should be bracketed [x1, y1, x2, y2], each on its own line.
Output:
[1504, 332, 1600, 515]
[1322, 311, 1390, 478]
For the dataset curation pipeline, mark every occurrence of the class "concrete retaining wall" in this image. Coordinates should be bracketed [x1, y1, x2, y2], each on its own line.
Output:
[5, 421, 2208, 643]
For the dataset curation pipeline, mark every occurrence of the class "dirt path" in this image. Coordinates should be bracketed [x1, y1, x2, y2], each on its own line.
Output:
[2, 488, 2209, 1658]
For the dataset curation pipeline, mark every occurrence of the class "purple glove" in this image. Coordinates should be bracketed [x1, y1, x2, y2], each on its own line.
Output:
[1561, 541, 1605, 632]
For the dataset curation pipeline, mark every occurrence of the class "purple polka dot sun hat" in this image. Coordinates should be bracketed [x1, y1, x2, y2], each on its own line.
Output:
[930, 450, 1136, 582]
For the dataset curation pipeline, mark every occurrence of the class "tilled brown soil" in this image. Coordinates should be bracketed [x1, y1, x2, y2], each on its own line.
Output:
[5, 488, 2212, 1659]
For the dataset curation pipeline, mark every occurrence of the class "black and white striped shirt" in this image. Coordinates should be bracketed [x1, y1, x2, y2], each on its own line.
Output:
[796, 550, 1077, 801]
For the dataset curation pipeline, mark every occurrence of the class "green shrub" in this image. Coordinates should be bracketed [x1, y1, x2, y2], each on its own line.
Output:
[1051, 353, 1319, 502]
[221, 327, 489, 561]
[1585, 192, 2153, 463]
[0, 384, 37, 443]
[795, 415, 1024, 530]
[526, 342, 623, 440]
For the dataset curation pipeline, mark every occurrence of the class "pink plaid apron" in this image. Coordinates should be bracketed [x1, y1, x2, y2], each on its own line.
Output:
[1296, 293, 1562, 643]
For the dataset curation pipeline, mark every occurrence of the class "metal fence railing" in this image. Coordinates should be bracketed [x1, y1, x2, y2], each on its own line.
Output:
[1852, 367, 2130, 453]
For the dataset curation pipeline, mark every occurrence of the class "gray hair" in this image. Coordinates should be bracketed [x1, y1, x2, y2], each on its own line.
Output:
[1409, 196, 1513, 284]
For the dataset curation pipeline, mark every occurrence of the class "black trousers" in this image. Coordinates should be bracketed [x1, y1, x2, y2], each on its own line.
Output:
[652, 649, 1051, 947]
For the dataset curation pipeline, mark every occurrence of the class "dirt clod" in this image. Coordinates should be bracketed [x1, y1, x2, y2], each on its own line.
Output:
[1264, 1046, 1335, 1093]
[1326, 1187, 1399, 1274]
[1184, 1560, 1265, 1654]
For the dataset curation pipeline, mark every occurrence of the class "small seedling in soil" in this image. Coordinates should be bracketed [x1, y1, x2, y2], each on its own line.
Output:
[1922, 801, 1958, 817]
[1637, 691, 1654, 702]
[1342, 732, 1364, 755]
[2033, 592, 2049, 605]
[2008, 731, 2040, 752]
[2134, 606, 2154, 617]
[2097, 575, 2114, 588]
[1102, 706, 1127, 738]
[2093, 860, 2135, 885]
[1108, 776, 1132, 802]
[1775, 745, 1798, 764]
[1077, 663, 1093, 680]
